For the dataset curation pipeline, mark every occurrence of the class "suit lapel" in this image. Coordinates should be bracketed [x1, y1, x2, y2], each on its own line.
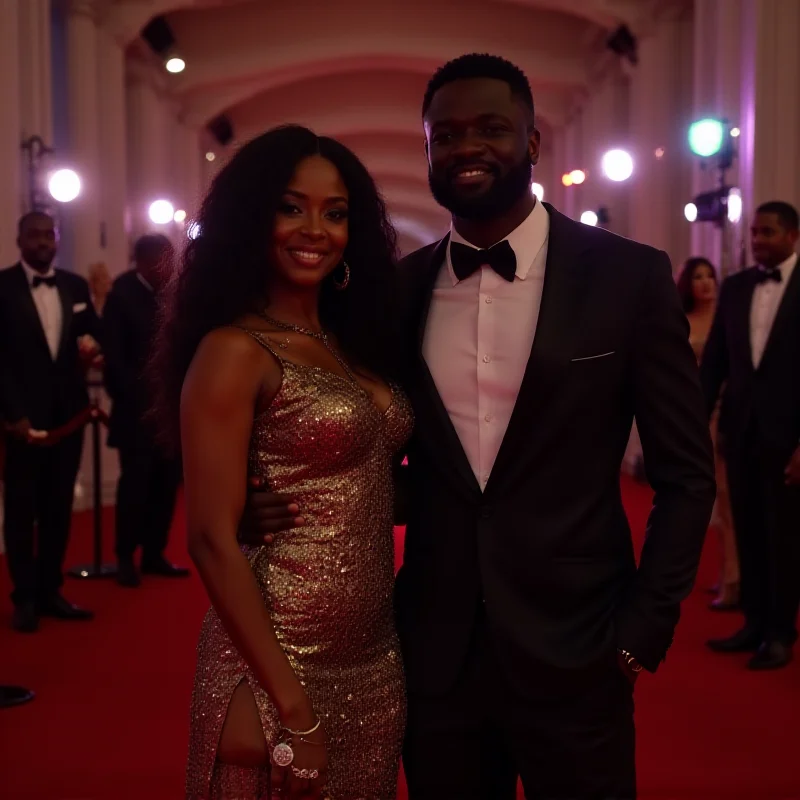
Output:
[484, 205, 590, 496]
[735, 271, 758, 370]
[410, 236, 483, 499]
[54, 271, 74, 363]
[760, 261, 800, 366]
[10, 264, 52, 359]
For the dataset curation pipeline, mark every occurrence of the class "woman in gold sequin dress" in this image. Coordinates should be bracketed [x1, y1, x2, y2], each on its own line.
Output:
[150, 126, 409, 799]
[676, 257, 739, 610]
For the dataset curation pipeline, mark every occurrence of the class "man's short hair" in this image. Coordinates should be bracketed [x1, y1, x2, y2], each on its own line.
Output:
[133, 234, 172, 265]
[18, 211, 53, 236]
[756, 201, 800, 231]
[422, 53, 535, 120]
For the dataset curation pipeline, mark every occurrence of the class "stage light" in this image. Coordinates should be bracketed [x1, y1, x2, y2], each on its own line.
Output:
[48, 169, 81, 203]
[205, 152, 216, 162]
[531, 182, 544, 201]
[730, 127, 741, 138]
[166, 57, 185, 74]
[727, 188, 742, 223]
[580, 210, 598, 226]
[601, 149, 633, 182]
[187, 221, 201, 240]
[684, 203, 698, 222]
[688, 118, 725, 157]
[569, 169, 586, 185]
[149, 199, 175, 225]
[174, 209, 187, 223]
[561, 173, 573, 187]
[654, 147, 665, 159]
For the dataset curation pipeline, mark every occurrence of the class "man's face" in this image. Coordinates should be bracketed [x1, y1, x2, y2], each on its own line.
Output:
[424, 78, 540, 220]
[750, 212, 799, 268]
[18, 215, 57, 272]
[140, 243, 175, 291]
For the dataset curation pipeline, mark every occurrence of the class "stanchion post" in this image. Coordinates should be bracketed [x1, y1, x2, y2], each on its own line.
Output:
[68, 403, 117, 579]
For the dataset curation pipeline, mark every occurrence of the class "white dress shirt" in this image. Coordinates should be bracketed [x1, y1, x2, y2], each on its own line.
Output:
[750, 252, 797, 368]
[422, 200, 550, 490]
[22, 260, 62, 359]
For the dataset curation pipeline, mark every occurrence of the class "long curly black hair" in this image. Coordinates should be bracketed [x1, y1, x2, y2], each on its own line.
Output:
[149, 125, 399, 454]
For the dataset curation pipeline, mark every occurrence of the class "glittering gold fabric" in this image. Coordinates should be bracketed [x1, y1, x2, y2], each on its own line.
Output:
[186, 331, 411, 800]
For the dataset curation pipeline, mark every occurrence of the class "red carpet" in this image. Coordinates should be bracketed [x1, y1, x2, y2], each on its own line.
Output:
[1, 475, 799, 799]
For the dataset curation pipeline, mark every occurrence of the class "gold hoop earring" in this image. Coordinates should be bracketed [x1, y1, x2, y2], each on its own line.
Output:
[333, 261, 350, 291]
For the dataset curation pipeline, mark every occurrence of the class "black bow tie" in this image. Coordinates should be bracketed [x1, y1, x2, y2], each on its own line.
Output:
[32, 275, 56, 288]
[755, 267, 782, 285]
[450, 239, 517, 283]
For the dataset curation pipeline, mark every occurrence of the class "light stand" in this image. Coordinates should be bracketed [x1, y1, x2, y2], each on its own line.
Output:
[20, 135, 54, 213]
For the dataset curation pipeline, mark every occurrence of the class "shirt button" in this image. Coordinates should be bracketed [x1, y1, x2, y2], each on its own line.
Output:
[485, 296, 493, 304]
[483, 355, 491, 364]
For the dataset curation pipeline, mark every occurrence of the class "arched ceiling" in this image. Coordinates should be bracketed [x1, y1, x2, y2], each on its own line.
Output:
[101, 0, 664, 250]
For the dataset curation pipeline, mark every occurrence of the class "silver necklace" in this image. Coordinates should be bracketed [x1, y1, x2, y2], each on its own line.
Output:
[257, 312, 357, 385]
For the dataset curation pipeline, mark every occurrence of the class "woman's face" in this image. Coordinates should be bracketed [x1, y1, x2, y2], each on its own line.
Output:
[270, 155, 349, 290]
[691, 263, 717, 303]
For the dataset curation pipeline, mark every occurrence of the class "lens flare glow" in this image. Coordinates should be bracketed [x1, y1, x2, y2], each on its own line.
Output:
[569, 169, 586, 185]
[684, 203, 698, 222]
[149, 200, 175, 225]
[580, 210, 598, 226]
[601, 149, 634, 182]
[727, 188, 742, 224]
[531, 182, 544, 201]
[173, 209, 187, 223]
[688, 119, 724, 157]
[48, 169, 81, 203]
[166, 57, 185, 74]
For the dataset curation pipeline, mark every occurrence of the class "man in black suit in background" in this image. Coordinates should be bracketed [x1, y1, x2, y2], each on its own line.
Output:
[244, 55, 715, 798]
[703, 201, 800, 671]
[0, 211, 99, 632]
[103, 234, 188, 588]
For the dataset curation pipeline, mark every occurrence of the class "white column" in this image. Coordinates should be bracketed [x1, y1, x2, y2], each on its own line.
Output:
[0, 0, 22, 266]
[126, 67, 173, 238]
[64, 0, 102, 276]
[97, 28, 128, 277]
[745, 0, 800, 212]
[629, 11, 694, 270]
[17, 0, 53, 146]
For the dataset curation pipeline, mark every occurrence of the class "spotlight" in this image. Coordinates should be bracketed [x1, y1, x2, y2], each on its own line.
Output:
[684, 203, 698, 222]
[569, 169, 586, 185]
[174, 209, 187, 223]
[580, 210, 598, 226]
[601, 149, 633, 182]
[205, 152, 216, 162]
[727, 188, 742, 224]
[187, 221, 201, 240]
[688, 118, 725, 157]
[149, 199, 175, 225]
[531, 182, 544, 201]
[165, 57, 185, 74]
[654, 147, 665, 159]
[561, 173, 573, 187]
[48, 169, 81, 203]
[730, 127, 741, 138]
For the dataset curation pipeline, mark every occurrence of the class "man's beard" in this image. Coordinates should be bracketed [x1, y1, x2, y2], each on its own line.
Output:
[428, 155, 533, 220]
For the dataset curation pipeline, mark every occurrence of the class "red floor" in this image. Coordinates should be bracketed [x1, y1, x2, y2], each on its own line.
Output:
[1, 476, 799, 799]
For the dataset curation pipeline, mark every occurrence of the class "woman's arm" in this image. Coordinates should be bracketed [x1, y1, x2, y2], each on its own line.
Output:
[181, 328, 315, 730]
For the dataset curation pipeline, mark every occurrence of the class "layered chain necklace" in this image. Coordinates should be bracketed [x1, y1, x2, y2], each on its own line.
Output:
[256, 312, 358, 385]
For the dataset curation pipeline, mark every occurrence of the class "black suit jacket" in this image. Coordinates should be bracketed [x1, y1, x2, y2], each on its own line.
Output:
[102, 270, 160, 448]
[393, 204, 715, 696]
[700, 263, 800, 456]
[0, 263, 101, 429]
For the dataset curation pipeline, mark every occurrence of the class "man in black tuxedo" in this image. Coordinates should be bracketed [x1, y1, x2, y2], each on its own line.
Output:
[243, 55, 715, 798]
[103, 234, 188, 588]
[702, 201, 800, 671]
[0, 211, 99, 632]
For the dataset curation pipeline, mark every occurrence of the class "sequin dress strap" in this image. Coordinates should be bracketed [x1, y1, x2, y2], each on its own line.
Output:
[233, 326, 287, 364]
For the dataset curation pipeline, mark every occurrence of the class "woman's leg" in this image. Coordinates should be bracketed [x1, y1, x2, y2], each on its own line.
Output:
[210, 681, 272, 799]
